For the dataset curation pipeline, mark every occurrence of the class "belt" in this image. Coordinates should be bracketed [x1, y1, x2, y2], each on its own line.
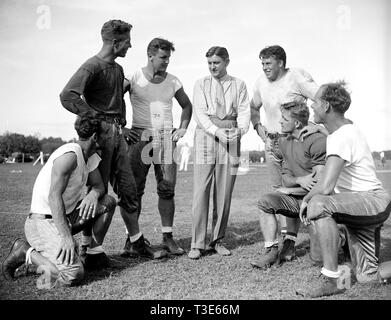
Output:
[97, 115, 123, 125]
[267, 132, 287, 139]
[29, 213, 52, 219]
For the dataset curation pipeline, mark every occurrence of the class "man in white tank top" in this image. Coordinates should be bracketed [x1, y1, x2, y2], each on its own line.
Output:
[120, 38, 192, 257]
[2, 117, 117, 287]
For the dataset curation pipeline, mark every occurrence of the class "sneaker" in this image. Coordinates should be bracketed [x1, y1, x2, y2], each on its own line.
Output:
[188, 249, 201, 260]
[214, 243, 231, 256]
[2, 238, 30, 280]
[250, 245, 278, 269]
[296, 275, 346, 298]
[84, 252, 110, 270]
[277, 239, 296, 264]
[162, 233, 185, 255]
[126, 235, 168, 260]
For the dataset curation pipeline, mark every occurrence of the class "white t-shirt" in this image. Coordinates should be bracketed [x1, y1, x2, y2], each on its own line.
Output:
[30, 143, 101, 215]
[252, 68, 319, 133]
[127, 68, 183, 130]
[326, 123, 382, 193]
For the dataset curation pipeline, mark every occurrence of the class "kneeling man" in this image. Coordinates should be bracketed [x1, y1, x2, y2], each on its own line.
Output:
[251, 101, 326, 269]
[2, 116, 116, 287]
[298, 82, 390, 297]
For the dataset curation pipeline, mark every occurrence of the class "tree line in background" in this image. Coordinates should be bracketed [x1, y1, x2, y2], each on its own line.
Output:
[0, 132, 390, 164]
[0, 132, 71, 163]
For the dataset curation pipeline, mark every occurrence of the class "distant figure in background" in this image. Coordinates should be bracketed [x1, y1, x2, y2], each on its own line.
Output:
[380, 151, 386, 167]
[179, 142, 191, 171]
[1, 116, 116, 287]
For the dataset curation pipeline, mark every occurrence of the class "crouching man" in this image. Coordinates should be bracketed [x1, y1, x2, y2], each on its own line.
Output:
[297, 82, 391, 298]
[1, 116, 116, 288]
[251, 101, 326, 269]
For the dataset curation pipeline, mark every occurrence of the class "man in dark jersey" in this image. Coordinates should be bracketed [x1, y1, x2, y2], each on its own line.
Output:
[60, 20, 167, 262]
[251, 101, 326, 269]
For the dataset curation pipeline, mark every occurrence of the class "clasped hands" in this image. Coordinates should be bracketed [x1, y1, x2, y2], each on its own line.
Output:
[215, 128, 241, 144]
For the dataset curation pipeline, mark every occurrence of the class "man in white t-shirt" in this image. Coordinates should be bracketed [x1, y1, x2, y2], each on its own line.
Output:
[2, 117, 117, 287]
[297, 82, 391, 297]
[251, 45, 319, 190]
[250, 45, 319, 239]
[121, 38, 192, 257]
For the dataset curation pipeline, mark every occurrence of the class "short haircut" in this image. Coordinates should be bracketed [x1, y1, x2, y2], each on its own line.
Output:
[205, 46, 229, 61]
[320, 81, 351, 114]
[101, 20, 132, 42]
[74, 116, 100, 139]
[281, 101, 309, 125]
[259, 45, 287, 67]
[147, 38, 175, 56]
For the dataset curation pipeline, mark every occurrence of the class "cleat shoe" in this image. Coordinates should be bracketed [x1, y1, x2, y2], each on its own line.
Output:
[84, 252, 110, 270]
[120, 236, 132, 257]
[162, 233, 185, 255]
[126, 235, 168, 260]
[2, 238, 30, 280]
[188, 249, 201, 260]
[250, 245, 278, 269]
[277, 239, 296, 264]
[295, 275, 346, 298]
[214, 243, 231, 256]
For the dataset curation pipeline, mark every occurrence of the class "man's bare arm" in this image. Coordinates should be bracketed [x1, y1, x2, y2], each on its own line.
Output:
[48, 152, 78, 266]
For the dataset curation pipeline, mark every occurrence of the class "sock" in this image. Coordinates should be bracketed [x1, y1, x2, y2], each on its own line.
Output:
[81, 235, 92, 247]
[285, 232, 297, 242]
[162, 226, 173, 233]
[25, 247, 34, 265]
[129, 232, 142, 243]
[264, 240, 279, 248]
[86, 245, 104, 255]
[321, 267, 342, 278]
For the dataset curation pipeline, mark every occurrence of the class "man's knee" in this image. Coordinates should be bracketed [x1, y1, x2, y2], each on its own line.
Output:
[307, 195, 331, 220]
[157, 180, 175, 199]
[257, 193, 279, 215]
[100, 194, 117, 214]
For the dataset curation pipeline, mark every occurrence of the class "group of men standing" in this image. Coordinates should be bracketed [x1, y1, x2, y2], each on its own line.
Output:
[2, 19, 390, 298]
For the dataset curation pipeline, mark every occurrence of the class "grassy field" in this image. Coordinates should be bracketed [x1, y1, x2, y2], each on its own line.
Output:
[0, 161, 391, 300]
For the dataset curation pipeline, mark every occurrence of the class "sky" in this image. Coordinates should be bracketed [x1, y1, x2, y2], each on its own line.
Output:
[0, 0, 390, 151]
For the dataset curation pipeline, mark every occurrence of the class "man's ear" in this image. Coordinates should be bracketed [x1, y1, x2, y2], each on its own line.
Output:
[225, 58, 230, 67]
[324, 101, 331, 113]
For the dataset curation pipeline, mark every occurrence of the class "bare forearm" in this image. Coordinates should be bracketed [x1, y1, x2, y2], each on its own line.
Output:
[179, 105, 192, 129]
[49, 195, 72, 238]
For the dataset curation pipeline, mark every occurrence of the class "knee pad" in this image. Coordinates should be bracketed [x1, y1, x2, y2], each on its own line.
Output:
[157, 180, 175, 199]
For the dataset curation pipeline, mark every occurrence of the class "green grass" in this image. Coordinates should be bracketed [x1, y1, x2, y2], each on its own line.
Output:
[0, 161, 391, 300]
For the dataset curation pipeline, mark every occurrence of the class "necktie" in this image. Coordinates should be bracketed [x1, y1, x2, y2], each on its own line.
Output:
[215, 80, 226, 119]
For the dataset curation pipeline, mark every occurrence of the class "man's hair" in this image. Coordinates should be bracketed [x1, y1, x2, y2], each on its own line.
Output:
[101, 20, 132, 42]
[147, 38, 175, 56]
[320, 81, 351, 114]
[259, 45, 287, 67]
[281, 101, 309, 125]
[205, 46, 229, 61]
[74, 116, 100, 139]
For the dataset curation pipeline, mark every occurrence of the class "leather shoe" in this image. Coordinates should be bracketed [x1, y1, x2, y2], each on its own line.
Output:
[2, 238, 30, 280]
[162, 233, 185, 255]
[188, 249, 201, 259]
[214, 243, 231, 256]
[123, 235, 168, 260]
